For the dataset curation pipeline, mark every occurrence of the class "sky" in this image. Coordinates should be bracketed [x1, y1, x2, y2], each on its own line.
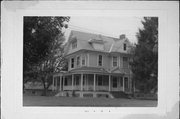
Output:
[63, 16, 144, 44]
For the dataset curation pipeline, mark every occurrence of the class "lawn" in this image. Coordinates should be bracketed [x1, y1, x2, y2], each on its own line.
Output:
[23, 96, 157, 107]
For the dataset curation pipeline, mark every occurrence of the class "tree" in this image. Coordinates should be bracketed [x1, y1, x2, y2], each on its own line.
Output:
[130, 17, 158, 93]
[23, 17, 70, 95]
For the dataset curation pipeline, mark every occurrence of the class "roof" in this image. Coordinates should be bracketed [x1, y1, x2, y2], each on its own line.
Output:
[111, 67, 130, 74]
[67, 67, 109, 74]
[65, 30, 132, 55]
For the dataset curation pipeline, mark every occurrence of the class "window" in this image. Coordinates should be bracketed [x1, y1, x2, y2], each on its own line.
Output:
[64, 78, 68, 86]
[77, 56, 80, 67]
[123, 57, 128, 68]
[82, 55, 86, 66]
[112, 56, 118, 67]
[124, 77, 129, 91]
[120, 77, 123, 87]
[98, 55, 103, 66]
[112, 77, 117, 88]
[75, 76, 80, 85]
[71, 58, 74, 68]
[72, 40, 77, 49]
[57, 76, 60, 86]
[123, 43, 127, 51]
[98, 75, 103, 86]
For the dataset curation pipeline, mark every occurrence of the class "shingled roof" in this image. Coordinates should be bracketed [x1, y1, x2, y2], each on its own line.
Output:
[64, 30, 132, 55]
[67, 66, 109, 74]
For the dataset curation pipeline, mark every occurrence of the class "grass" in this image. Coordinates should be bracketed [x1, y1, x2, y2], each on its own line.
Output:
[23, 95, 157, 107]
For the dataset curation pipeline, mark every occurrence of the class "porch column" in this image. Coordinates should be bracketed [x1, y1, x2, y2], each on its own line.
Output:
[59, 76, 62, 91]
[52, 76, 54, 91]
[123, 77, 125, 92]
[108, 75, 111, 91]
[80, 74, 83, 91]
[93, 74, 96, 91]
[80, 74, 83, 98]
[72, 74, 74, 90]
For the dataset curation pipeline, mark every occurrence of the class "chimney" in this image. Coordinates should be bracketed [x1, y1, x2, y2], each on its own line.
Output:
[119, 34, 126, 40]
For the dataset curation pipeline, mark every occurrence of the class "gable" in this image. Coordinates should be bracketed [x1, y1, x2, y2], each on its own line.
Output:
[111, 38, 132, 53]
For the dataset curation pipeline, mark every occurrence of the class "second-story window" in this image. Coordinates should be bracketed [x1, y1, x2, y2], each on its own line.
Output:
[123, 43, 127, 51]
[123, 57, 128, 68]
[112, 56, 118, 67]
[77, 56, 80, 67]
[72, 40, 77, 49]
[98, 55, 103, 66]
[82, 55, 86, 66]
[71, 58, 74, 68]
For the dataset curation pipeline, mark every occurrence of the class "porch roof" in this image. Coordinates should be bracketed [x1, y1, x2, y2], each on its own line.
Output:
[66, 67, 109, 74]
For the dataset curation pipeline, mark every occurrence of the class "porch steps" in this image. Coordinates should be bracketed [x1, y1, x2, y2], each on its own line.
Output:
[110, 91, 130, 99]
[55, 91, 70, 97]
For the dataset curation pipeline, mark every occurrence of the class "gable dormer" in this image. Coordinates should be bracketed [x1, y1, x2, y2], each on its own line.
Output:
[123, 39, 130, 51]
[88, 38, 104, 51]
[71, 37, 77, 50]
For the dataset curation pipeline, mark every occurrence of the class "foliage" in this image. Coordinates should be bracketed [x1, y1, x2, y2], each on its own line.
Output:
[130, 17, 158, 93]
[23, 17, 70, 95]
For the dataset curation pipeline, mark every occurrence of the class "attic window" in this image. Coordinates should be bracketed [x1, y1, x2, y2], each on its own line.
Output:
[123, 43, 127, 51]
[72, 40, 77, 49]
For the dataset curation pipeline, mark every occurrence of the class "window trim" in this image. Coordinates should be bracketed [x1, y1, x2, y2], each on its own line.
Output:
[123, 43, 127, 51]
[97, 54, 103, 66]
[76, 55, 81, 67]
[112, 56, 118, 67]
[112, 77, 118, 88]
[81, 55, 86, 66]
[71, 57, 75, 69]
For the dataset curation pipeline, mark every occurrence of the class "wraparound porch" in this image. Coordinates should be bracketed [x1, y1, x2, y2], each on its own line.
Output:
[52, 73, 131, 93]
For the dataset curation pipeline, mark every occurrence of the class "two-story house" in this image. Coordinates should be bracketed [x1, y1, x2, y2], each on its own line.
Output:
[52, 30, 133, 97]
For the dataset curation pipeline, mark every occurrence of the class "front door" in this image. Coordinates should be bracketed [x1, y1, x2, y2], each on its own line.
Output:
[112, 76, 118, 90]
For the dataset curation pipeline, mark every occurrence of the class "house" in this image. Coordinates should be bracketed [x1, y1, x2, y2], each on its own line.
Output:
[52, 30, 133, 97]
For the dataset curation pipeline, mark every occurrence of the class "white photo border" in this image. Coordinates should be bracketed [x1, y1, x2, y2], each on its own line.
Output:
[1, 1, 179, 119]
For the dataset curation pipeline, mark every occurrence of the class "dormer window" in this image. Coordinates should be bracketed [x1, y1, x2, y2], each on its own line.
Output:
[98, 55, 103, 66]
[89, 39, 104, 51]
[123, 43, 127, 51]
[72, 40, 77, 49]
